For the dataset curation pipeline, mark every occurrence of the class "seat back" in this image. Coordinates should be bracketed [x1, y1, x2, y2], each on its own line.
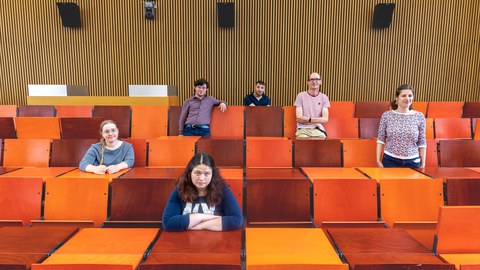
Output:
[0, 117, 16, 139]
[15, 117, 61, 139]
[55, 105, 92, 117]
[323, 118, 359, 139]
[0, 105, 17, 117]
[436, 206, 480, 253]
[60, 117, 104, 139]
[427, 102, 464, 118]
[131, 106, 168, 138]
[123, 138, 148, 167]
[0, 177, 43, 226]
[359, 118, 380, 139]
[446, 178, 480, 206]
[3, 139, 51, 167]
[210, 106, 244, 138]
[354, 102, 390, 118]
[434, 118, 472, 139]
[246, 137, 292, 168]
[314, 179, 378, 226]
[380, 179, 444, 227]
[294, 139, 342, 167]
[167, 106, 182, 136]
[425, 139, 439, 167]
[342, 139, 378, 167]
[50, 139, 98, 167]
[197, 138, 244, 167]
[439, 140, 480, 167]
[43, 178, 109, 227]
[329, 101, 355, 118]
[93, 106, 131, 138]
[426, 118, 434, 140]
[148, 137, 198, 167]
[475, 118, 480, 140]
[245, 106, 283, 137]
[18, 105, 55, 117]
[462, 102, 480, 118]
[412, 102, 428, 117]
[282, 106, 297, 139]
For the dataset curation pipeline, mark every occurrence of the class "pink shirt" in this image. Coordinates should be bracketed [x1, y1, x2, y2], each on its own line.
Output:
[294, 91, 330, 131]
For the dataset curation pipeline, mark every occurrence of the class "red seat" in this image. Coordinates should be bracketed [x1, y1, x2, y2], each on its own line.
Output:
[93, 106, 131, 138]
[354, 102, 390, 118]
[245, 106, 283, 137]
[329, 101, 355, 118]
[323, 118, 359, 139]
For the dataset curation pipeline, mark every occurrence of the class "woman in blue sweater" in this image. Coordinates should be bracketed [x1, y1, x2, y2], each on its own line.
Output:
[162, 152, 243, 231]
[79, 120, 134, 174]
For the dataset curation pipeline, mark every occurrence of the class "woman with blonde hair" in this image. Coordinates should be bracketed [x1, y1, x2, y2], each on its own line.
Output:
[79, 120, 134, 174]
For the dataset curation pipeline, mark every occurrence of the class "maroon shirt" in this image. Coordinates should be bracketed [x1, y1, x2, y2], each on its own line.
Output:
[178, 95, 226, 135]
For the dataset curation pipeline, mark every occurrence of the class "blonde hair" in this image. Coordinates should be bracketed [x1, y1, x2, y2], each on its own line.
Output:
[99, 120, 118, 165]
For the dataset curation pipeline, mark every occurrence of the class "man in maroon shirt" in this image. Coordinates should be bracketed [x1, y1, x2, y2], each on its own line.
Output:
[179, 78, 227, 136]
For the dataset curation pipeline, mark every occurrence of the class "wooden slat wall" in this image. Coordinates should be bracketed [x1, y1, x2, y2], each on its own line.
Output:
[1, 0, 479, 105]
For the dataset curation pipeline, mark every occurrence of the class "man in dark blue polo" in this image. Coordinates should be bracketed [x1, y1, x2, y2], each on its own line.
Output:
[243, 80, 271, 106]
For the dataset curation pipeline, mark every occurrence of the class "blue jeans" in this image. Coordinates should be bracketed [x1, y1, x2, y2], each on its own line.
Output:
[183, 125, 211, 137]
[382, 154, 421, 168]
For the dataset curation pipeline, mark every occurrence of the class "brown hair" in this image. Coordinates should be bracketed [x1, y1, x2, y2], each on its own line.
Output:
[98, 119, 118, 165]
[177, 152, 226, 206]
[391, 84, 415, 110]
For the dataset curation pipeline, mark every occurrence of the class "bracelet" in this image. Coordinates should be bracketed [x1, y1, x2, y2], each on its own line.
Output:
[308, 117, 311, 123]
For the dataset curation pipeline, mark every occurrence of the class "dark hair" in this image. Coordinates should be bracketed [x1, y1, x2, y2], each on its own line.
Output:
[194, 78, 209, 89]
[177, 152, 225, 206]
[391, 84, 415, 110]
[256, 80, 266, 86]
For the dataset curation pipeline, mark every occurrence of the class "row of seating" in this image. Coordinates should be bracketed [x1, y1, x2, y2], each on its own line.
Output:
[1, 115, 479, 140]
[1, 137, 479, 168]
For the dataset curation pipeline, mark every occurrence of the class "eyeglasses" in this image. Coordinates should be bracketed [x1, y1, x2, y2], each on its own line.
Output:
[309, 78, 321, 81]
[103, 128, 118, 134]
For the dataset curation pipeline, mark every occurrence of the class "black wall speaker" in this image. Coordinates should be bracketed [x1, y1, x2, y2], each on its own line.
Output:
[56, 2, 81, 28]
[217, 2, 234, 28]
[372, 3, 395, 29]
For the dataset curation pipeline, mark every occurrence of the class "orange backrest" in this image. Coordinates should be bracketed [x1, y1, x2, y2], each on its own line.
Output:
[131, 106, 168, 138]
[380, 179, 444, 227]
[427, 102, 464, 118]
[43, 178, 109, 227]
[123, 138, 147, 167]
[426, 118, 435, 140]
[246, 137, 292, 168]
[436, 206, 480, 253]
[148, 137, 198, 167]
[220, 168, 243, 210]
[323, 118, 359, 139]
[0, 177, 43, 226]
[342, 139, 378, 167]
[425, 139, 438, 167]
[314, 179, 377, 226]
[283, 106, 297, 139]
[413, 102, 428, 116]
[15, 117, 61, 139]
[210, 106, 244, 138]
[434, 118, 472, 139]
[55, 105, 92, 117]
[475, 118, 480, 140]
[3, 139, 51, 167]
[329, 101, 355, 118]
[0, 105, 17, 117]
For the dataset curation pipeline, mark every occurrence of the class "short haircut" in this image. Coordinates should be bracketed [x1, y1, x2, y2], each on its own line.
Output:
[256, 80, 266, 86]
[194, 78, 209, 88]
[308, 73, 322, 80]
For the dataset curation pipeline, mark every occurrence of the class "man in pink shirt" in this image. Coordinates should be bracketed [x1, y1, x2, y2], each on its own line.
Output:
[294, 72, 330, 138]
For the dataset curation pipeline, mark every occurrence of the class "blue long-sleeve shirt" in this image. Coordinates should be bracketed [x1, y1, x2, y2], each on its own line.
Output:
[162, 186, 243, 231]
[79, 141, 135, 171]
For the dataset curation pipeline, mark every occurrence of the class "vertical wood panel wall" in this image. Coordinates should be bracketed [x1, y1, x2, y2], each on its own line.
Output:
[1, 0, 479, 105]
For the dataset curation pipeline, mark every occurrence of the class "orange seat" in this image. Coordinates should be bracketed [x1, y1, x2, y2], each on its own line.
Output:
[314, 179, 378, 226]
[131, 106, 168, 138]
[436, 206, 480, 254]
[342, 139, 378, 167]
[413, 102, 428, 116]
[282, 106, 297, 139]
[15, 117, 61, 139]
[210, 105, 244, 138]
[0, 177, 43, 226]
[435, 118, 472, 139]
[475, 118, 480, 140]
[18, 105, 55, 117]
[245, 106, 283, 137]
[246, 137, 292, 168]
[426, 118, 435, 140]
[0, 105, 17, 117]
[123, 138, 147, 167]
[220, 168, 243, 210]
[39, 178, 109, 227]
[148, 137, 198, 167]
[55, 105, 92, 117]
[329, 101, 355, 118]
[427, 102, 464, 118]
[323, 118, 359, 139]
[3, 139, 51, 167]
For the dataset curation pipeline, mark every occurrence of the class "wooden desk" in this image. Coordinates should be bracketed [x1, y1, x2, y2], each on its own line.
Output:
[469, 168, 480, 174]
[246, 228, 348, 269]
[0, 167, 20, 175]
[120, 167, 184, 179]
[357, 168, 431, 182]
[301, 167, 369, 181]
[0, 254, 47, 270]
[246, 168, 305, 180]
[58, 168, 130, 182]
[439, 254, 480, 270]
[0, 167, 76, 180]
[327, 228, 453, 269]
[417, 167, 480, 179]
[36, 254, 142, 270]
[141, 230, 241, 270]
[27, 96, 179, 106]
